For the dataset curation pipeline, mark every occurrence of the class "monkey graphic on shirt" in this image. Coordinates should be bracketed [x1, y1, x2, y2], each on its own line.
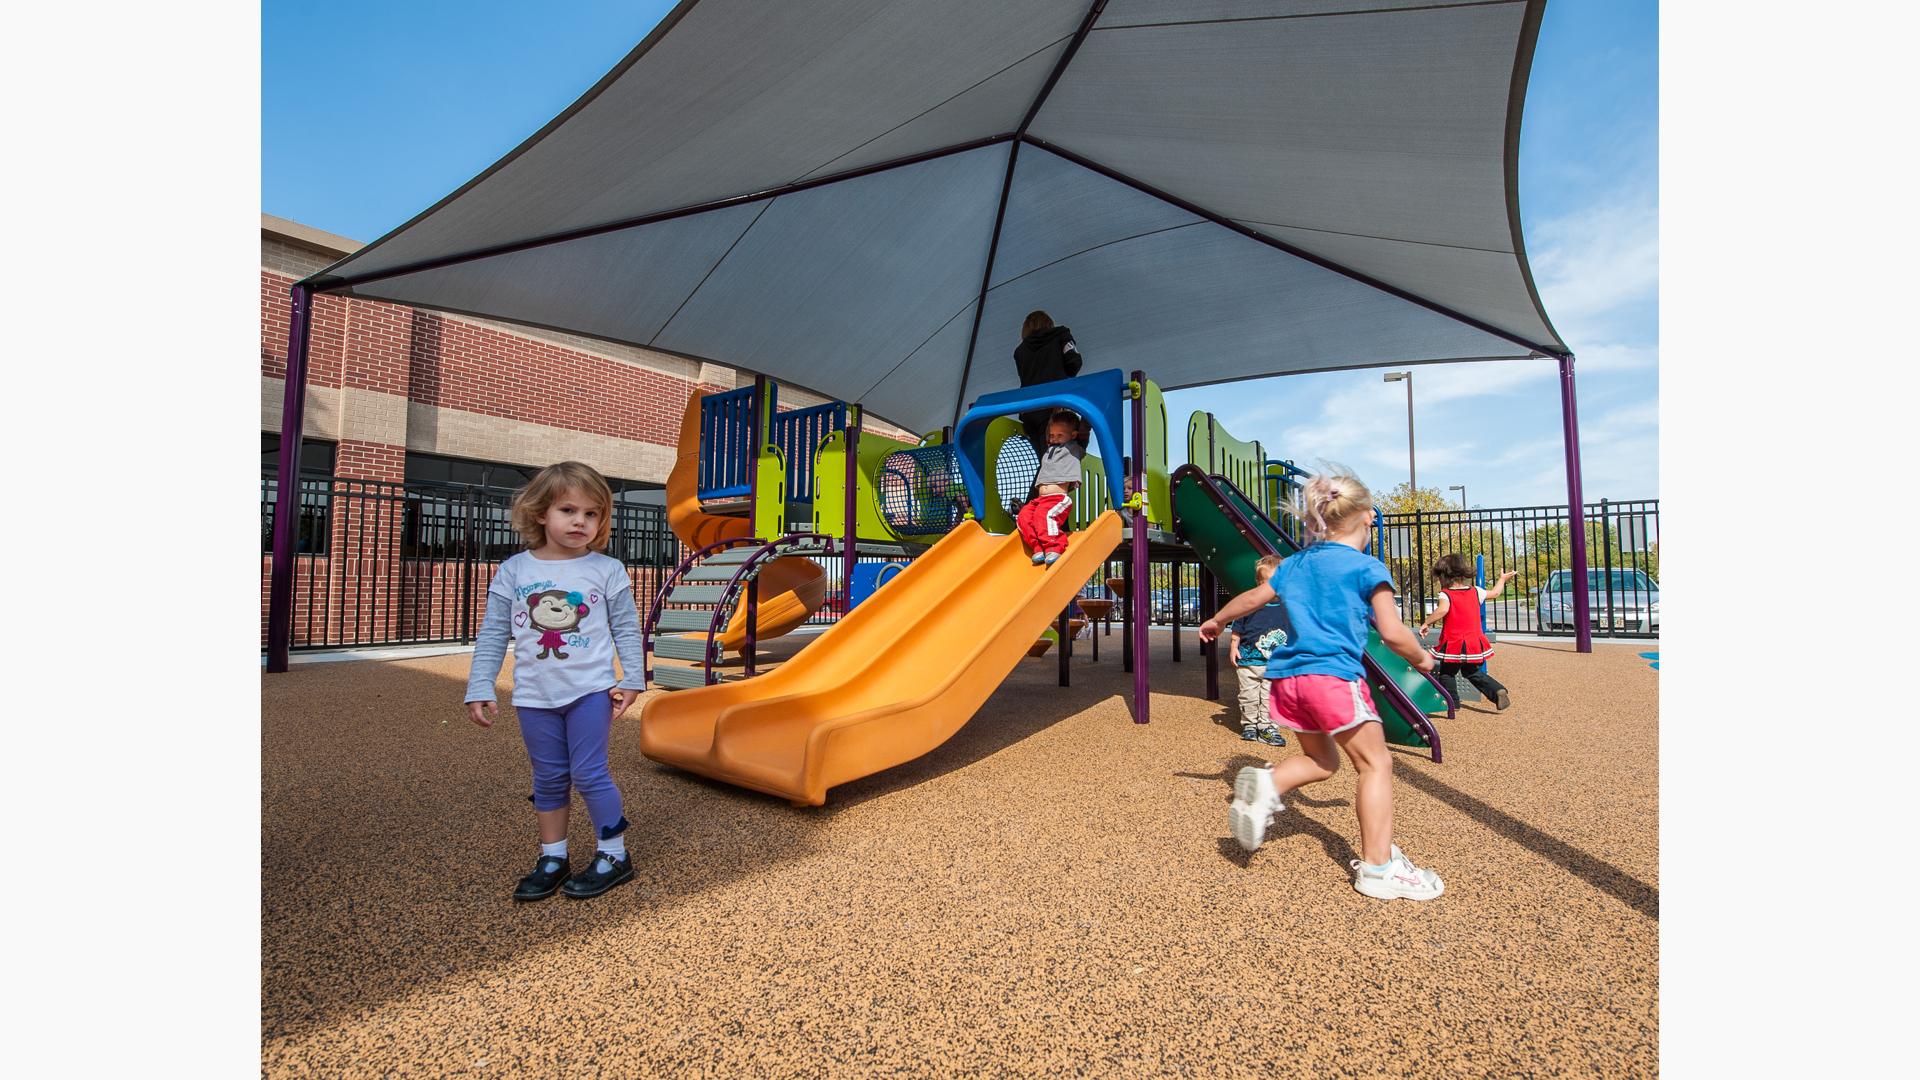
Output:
[527, 590, 590, 660]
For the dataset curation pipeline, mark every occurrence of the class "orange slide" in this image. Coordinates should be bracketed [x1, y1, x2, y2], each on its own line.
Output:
[666, 394, 824, 653]
[639, 510, 1124, 805]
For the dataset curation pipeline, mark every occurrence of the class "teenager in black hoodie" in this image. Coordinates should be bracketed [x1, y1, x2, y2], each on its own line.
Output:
[1013, 310, 1082, 446]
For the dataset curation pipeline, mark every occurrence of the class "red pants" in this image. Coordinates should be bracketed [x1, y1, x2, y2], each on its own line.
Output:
[1017, 493, 1074, 556]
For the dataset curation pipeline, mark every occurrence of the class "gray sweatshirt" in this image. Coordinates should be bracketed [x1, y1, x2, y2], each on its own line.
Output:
[1033, 440, 1085, 488]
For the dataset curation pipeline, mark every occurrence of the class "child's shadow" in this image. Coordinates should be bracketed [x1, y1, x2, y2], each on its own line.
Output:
[1174, 757, 1355, 870]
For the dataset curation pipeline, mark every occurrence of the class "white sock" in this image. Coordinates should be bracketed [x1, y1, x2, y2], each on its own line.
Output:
[540, 840, 568, 861]
[597, 835, 627, 862]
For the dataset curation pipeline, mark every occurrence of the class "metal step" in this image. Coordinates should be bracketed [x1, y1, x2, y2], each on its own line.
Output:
[651, 664, 714, 690]
[657, 610, 721, 633]
[652, 635, 715, 661]
[687, 563, 744, 582]
[664, 584, 730, 605]
[705, 548, 758, 564]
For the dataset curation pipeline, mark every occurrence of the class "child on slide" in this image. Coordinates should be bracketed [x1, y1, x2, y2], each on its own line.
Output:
[1017, 411, 1087, 566]
[1198, 467, 1444, 901]
[465, 461, 647, 902]
[1416, 553, 1516, 711]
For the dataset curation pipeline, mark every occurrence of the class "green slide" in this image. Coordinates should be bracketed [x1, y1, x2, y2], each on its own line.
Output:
[1170, 465, 1446, 761]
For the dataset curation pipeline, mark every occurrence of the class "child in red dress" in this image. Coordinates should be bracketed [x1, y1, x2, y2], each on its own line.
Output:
[1416, 553, 1516, 711]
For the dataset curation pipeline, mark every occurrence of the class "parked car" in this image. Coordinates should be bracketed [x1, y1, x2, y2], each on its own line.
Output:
[1536, 568, 1659, 633]
[1151, 587, 1203, 624]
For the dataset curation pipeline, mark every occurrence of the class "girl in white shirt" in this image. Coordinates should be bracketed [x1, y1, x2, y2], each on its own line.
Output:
[465, 462, 647, 901]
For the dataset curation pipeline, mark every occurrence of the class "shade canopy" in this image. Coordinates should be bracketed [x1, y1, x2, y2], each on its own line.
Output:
[306, 0, 1567, 435]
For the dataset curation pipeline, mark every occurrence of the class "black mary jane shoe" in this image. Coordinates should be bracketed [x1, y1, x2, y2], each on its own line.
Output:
[561, 851, 634, 900]
[512, 855, 571, 902]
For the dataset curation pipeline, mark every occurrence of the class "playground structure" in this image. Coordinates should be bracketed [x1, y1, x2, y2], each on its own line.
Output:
[260, 0, 1592, 804]
[632, 366, 1449, 803]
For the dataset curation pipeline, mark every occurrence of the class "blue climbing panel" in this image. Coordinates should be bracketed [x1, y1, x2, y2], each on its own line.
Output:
[954, 367, 1130, 524]
[698, 385, 762, 499]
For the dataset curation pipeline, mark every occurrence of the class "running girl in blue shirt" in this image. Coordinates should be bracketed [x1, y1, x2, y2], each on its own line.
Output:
[1198, 467, 1444, 901]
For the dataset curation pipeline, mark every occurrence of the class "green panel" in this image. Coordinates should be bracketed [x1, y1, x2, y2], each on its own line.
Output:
[1170, 471, 1443, 748]
[1142, 380, 1171, 528]
[1073, 453, 1110, 530]
[754, 444, 785, 537]
[1185, 411, 1266, 519]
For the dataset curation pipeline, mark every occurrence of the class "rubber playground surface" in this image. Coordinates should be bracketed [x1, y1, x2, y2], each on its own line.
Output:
[262, 635, 1657, 1076]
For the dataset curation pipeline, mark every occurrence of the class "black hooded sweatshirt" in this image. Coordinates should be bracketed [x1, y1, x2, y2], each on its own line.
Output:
[1013, 325, 1081, 387]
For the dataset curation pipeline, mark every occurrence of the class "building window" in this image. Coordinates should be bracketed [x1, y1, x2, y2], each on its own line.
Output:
[399, 451, 668, 564]
[261, 433, 337, 554]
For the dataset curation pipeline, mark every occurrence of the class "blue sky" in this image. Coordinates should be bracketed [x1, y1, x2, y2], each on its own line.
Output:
[263, 0, 1657, 507]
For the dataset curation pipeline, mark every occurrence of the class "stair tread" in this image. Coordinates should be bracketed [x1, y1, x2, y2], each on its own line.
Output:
[657, 611, 721, 633]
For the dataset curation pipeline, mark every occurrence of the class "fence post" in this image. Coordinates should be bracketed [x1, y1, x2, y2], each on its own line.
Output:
[1412, 508, 1425, 628]
[1600, 497, 1614, 637]
[460, 489, 476, 644]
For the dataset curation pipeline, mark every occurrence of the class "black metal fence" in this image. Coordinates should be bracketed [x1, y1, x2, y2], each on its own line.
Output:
[264, 474, 1658, 650]
[261, 475, 676, 650]
[1377, 499, 1659, 639]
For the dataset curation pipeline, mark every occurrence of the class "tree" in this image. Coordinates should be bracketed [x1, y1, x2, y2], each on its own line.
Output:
[1374, 482, 1455, 515]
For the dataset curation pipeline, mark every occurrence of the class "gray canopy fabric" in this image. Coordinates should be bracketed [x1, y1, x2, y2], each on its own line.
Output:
[306, 0, 1566, 435]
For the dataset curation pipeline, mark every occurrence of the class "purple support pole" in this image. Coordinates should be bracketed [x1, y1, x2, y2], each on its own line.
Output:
[842, 406, 860, 608]
[1558, 356, 1593, 653]
[1202, 565, 1219, 701]
[744, 575, 759, 677]
[266, 284, 314, 674]
[1131, 371, 1150, 724]
[1121, 552, 1134, 673]
[748, 374, 767, 538]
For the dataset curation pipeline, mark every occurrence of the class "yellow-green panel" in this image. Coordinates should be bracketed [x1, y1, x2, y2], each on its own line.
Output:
[1187, 410, 1269, 518]
[1142, 380, 1171, 528]
[1184, 411, 1209, 469]
[754, 444, 786, 537]
[1072, 453, 1110, 530]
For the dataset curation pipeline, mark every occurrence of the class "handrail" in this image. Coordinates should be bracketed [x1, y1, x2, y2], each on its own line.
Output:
[643, 535, 761, 684]
[700, 532, 835, 686]
[1171, 465, 1446, 757]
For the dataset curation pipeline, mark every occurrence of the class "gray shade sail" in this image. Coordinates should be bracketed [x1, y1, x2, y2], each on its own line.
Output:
[307, 0, 1566, 435]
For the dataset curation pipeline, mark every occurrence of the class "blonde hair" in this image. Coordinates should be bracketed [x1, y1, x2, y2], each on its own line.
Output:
[510, 461, 614, 551]
[1254, 554, 1283, 580]
[1297, 464, 1372, 540]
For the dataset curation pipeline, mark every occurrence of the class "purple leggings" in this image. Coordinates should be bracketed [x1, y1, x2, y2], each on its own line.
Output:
[517, 690, 627, 839]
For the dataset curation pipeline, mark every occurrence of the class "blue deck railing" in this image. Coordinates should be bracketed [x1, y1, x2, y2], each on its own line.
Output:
[770, 401, 846, 515]
[698, 385, 762, 499]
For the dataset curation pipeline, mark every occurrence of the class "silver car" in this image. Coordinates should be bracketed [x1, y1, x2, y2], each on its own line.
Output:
[1537, 568, 1659, 633]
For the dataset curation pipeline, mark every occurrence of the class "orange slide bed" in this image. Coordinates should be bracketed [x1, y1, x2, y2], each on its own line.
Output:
[665, 394, 824, 653]
[639, 510, 1123, 805]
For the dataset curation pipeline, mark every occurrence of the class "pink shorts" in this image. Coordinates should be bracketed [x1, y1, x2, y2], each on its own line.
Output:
[1267, 674, 1382, 735]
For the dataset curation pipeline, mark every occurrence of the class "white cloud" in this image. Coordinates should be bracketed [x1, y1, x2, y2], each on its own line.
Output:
[1528, 189, 1660, 351]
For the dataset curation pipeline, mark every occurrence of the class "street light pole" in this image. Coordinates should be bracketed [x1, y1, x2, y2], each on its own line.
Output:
[1384, 371, 1415, 493]
[1449, 484, 1466, 509]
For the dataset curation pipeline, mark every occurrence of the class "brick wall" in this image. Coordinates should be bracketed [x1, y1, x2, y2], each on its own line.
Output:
[262, 218, 919, 653]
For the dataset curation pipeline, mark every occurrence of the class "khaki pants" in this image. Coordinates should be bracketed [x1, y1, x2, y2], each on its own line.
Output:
[1234, 665, 1270, 730]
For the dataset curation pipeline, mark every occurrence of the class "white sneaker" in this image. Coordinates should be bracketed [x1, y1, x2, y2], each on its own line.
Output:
[1031, 552, 1046, 564]
[1351, 845, 1445, 901]
[1228, 766, 1282, 852]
